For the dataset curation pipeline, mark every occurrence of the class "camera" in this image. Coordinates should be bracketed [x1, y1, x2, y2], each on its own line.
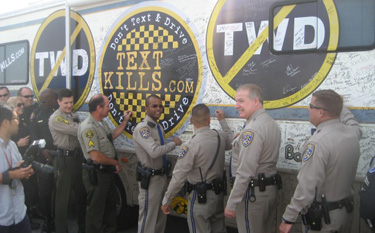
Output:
[19, 139, 54, 175]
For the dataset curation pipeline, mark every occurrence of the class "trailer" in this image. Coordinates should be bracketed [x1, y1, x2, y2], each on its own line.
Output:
[1, 0, 374, 231]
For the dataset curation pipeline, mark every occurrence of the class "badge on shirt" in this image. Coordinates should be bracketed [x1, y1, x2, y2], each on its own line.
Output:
[178, 146, 189, 160]
[303, 144, 315, 162]
[139, 127, 150, 139]
[242, 131, 254, 147]
[85, 129, 95, 138]
[56, 116, 69, 124]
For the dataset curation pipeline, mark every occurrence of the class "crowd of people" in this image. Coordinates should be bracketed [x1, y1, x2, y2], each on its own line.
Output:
[0, 84, 363, 233]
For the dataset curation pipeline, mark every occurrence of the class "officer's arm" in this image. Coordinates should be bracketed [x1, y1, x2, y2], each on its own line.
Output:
[218, 120, 233, 150]
[340, 106, 362, 139]
[89, 150, 120, 167]
[282, 142, 326, 223]
[162, 143, 194, 206]
[226, 130, 262, 211]
[133, 126, 176, 158]
[112, 110, 132, 139]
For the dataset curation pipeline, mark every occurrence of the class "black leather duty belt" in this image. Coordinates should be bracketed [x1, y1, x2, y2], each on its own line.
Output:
[58, 148, 82, 157]
[327, 196, 354, 212]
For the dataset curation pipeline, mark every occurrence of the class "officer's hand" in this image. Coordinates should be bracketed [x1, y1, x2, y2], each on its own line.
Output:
[224, 208, 236, 218]
[114, 161, 122, 173]
[279, 222, 293, 233]
[123, 110, 132, 121]
[42, 149, 52, 162]
[161, 205, 170, 215]
[215, 109, 225, 120]
[172, 137, 182, 146]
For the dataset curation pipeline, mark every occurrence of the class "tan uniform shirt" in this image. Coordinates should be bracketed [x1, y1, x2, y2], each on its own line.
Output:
[283, 106, 362, 222]
[133, 115, 176, 169]
[49, 109, 80, 150]
[162, 120, 233, 205]
[77, 115, 116, 160]
[226, 108, 281, 210]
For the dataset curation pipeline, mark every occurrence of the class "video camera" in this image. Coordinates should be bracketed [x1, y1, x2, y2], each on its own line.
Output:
[14, 139, 55, 175]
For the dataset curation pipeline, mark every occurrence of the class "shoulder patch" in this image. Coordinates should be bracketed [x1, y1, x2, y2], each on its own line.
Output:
[178, 146, 189, 160]
[85, 129, 95, 139]
[242, 131, 254, 147]
[303, 144, 315, 162]
[139, 126, 150, 139]
[56, 115, 69, 125]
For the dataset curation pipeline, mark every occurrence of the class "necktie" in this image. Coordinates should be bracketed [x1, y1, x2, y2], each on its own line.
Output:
[157, 124, 167, 168]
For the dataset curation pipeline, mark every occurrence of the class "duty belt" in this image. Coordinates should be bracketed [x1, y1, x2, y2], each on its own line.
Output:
[185, 179, 225, 195]
[58, 148, 82, 157]
[142, 166, 166, 176]
[248, 173, 282, 202]
[187, 182, 215, 191]
[327, 196, 354, 213]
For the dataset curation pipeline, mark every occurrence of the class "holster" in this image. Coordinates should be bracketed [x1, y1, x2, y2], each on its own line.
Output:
[302, 201, 323, 231]
[82, 162, 98, 186]
[136, 165, 151, 190]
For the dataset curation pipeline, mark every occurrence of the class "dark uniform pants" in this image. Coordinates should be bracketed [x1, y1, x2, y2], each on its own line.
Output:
[302, 208, 353, 233]
[187, 190, 227, 233]
[236, 185, 277, 233]
[137, 175, 167, 233]
[82, 169, 117, 233]
[54, 156, 86, 233]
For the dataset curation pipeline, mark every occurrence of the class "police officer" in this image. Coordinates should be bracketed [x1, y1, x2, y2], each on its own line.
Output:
[224, 84, 281, 233]
[29, 89, 58, 233]
[77, 94, 131, 233]
[133, 94, 182, 233]
[48, 89, 86, 233]
[161, 104, 233, 233]
[279, 90, 362, 233]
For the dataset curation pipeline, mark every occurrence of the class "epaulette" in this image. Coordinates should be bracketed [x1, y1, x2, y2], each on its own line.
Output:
[147, 121, 156, 128]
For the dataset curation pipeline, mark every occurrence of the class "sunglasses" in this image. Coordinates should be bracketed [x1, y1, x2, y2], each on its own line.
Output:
[151, 104, 163, 108]
[17, 103, 24, 108]
[22, 95, 33, 99]
[0, 93, 9, 98]
[309, 103, 328, 111]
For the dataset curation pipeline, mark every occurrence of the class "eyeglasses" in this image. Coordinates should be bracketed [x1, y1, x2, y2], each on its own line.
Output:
[0, 93, 9, 98]
[309, 103, 328, 111]
[17, 103, 24, 108]
[22, 95, 33, 99]
[151, 104, 163, 108]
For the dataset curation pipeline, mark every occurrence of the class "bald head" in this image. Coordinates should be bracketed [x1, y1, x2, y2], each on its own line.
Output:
[39, 89, 57, 110]
[88, 94, 105, 113]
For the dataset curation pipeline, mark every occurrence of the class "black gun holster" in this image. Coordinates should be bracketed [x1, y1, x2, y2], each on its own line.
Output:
[136, 165, 152, 190]
[82, 162, 98, 186]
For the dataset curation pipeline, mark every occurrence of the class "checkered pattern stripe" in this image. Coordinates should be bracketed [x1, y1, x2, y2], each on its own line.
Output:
[118, 25, 179, 51]
[112, 92, 181, 123]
